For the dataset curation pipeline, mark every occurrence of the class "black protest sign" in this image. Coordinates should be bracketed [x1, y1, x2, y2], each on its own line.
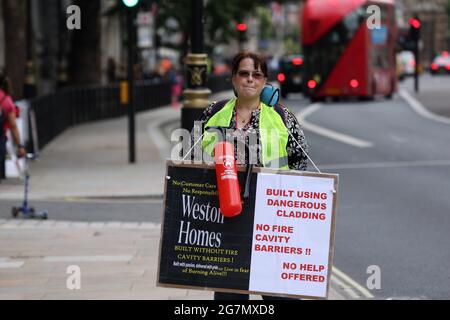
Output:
[158, 163, 257, 292]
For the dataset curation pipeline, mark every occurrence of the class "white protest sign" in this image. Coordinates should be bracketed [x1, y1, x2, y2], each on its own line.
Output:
[249, 172, 336, 298]
[5, 118, 25, 178]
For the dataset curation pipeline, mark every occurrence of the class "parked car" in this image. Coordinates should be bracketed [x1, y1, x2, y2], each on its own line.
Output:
[430, 51, 450, 75]
[277, 55, 304, 98]
[396, 51, 415, 80]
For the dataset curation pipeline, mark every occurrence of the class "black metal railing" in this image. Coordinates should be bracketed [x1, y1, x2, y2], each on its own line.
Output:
[23, 74, 234, 153]
[29, 80, 172, 150]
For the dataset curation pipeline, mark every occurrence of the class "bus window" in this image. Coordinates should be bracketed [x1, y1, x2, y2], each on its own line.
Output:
[379, 4, 388, 21]
[343, 7, 365, 33]
[372, 47, 389, 69]
[304, 8, 365, 92]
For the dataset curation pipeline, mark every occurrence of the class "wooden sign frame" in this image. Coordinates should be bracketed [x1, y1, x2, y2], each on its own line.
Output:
[157, 160, 338, 299]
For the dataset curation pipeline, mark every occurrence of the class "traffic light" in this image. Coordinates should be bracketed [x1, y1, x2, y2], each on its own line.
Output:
[122, 0, 140, 8]
[236, 22, 247, 49]
[236, 23, 247, 32]
[409, 17, 421, 41]
[409, 16, 421, 93]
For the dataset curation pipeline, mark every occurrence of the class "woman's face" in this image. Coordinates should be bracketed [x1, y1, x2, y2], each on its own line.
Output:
[232, 58, 266, 100]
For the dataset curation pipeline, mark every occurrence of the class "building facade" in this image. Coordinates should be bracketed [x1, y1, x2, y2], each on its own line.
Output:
[0, 4, 4, 69]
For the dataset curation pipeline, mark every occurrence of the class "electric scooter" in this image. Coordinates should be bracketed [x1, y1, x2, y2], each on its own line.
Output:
[11, 154, 48, 219]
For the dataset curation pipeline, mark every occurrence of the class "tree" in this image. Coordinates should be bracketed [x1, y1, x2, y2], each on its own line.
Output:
[204, 0, 263, 54]
[2, 0, 27, 99]
[154, 0, 264, 57]
[204, 0, 294, 54]
[68, 0, 101, 85]
[258, 7, 274, 41]
[154, 0, 190, 65]
[447, 0, 450, 33]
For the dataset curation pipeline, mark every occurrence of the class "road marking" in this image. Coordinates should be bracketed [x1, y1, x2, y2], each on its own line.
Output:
[0, 262, 24, 268]
[330, 274, 361, 299]
[43, 255, 133, 263]
[297, 104, 374, 148]
[0, 257, 25, 268]
[386, 296, 426, 300]
[302, 122, 374, 148]
[399, 89, 450, 125]
[62, 196, 163, 203]
[148, 120, 172, 159]
[319, 159, 450, 170]
[299, 102, 323, 118]
[332, 266, 374, 299]
[145, 107, 181, 159]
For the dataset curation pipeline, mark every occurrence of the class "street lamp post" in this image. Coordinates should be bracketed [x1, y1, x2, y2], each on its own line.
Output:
[181, 0, 211, 132]
[122, 0, 139, 163]
[24, 0, 36, 99]
[127, 7, 137, 164]
[57, 0, 67, 89]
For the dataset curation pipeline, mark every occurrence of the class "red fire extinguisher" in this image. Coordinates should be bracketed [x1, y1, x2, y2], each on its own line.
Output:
[207, 127, 242, 217]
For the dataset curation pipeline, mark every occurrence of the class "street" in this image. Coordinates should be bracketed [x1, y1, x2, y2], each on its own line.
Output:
[0, 198, 163, 223]
[2, 0, 450, 306]
[2, 75, 449, 300]
[401, 73, 450, 118]
[283, 75, 450, 299]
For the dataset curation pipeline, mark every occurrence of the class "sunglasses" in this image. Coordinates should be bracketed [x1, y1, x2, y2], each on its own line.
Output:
[236, 70, 265, 80]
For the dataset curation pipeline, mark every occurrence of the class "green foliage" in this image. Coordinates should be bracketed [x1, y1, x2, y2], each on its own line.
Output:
[154, 0, 301, 56]
[258, 7, 274, 40]
[283, 24, 301, 55]
[283, 37, 300, 55]
[204, 0, 262, 53]
[447, 0, 450, 31]
[155, 0, 190, 49]
[155, 0, 264, 54]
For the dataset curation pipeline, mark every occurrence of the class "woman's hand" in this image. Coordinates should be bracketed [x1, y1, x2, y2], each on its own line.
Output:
[17, 145, 26, 158]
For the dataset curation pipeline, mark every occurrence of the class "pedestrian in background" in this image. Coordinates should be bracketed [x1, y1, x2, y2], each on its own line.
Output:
[0, 70, 26, 180]
[106, 57, 117, 84]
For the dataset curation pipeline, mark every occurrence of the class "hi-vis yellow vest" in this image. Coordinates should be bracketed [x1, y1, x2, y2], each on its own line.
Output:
[202, 98, 289, 170]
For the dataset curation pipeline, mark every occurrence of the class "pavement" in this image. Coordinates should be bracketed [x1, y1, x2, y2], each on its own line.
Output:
[0, 220, 353, 300]
[0, 90, 382, 300]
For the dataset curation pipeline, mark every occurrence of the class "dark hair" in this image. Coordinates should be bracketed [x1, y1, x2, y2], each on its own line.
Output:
[0, 69, 11, 95]
[231, 52, 267, 78]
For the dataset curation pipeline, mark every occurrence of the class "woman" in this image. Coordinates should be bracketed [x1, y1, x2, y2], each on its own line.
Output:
[0, 71, 26, 179]
[198, 52, 308, 171]
[197, 52, 309, 300]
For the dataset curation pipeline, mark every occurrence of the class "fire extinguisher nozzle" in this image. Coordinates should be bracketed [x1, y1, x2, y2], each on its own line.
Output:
[243, 163, 253, 199]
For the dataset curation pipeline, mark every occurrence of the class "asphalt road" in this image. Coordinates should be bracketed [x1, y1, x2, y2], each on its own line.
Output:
[0, 198, 163, 223]
[401, 73, 450, 118]
[283, 85, 450, 300]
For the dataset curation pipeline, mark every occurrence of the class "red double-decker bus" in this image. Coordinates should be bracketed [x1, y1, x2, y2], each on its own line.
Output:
[302, 0, 397, 101]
